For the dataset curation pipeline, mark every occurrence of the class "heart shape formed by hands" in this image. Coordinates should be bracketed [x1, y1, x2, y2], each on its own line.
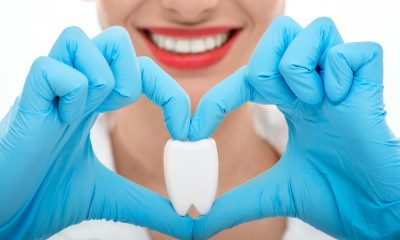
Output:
[1, 15, 400, 240]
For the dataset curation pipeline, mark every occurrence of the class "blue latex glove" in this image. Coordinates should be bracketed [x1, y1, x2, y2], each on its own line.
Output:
[0, 26, 192, 239]
[190, 16, 400, 239]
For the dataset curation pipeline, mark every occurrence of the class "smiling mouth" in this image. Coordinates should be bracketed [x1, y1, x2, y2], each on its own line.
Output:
[138, 27, 241, 70]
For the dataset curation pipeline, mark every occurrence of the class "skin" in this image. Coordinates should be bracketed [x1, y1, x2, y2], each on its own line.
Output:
[96, 0, 287, 239]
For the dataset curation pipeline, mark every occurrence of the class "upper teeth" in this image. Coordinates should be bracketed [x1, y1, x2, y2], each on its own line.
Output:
[151, 33, 229, 54]
[164, 138, 219, 216]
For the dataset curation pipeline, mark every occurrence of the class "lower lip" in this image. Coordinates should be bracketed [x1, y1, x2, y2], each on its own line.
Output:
[140, 30, 240, 70]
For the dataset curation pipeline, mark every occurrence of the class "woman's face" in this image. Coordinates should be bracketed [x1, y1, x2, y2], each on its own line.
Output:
[96, 0, 284, 108]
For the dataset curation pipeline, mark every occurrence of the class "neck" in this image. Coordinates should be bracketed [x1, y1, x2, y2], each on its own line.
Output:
[109, 97, 279, 195]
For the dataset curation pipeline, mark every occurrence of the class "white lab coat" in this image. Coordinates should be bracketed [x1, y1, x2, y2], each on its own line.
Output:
[49, 105, 333, 240]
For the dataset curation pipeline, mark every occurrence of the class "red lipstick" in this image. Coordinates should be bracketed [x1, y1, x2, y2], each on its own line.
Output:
[138, 27, 240, 70]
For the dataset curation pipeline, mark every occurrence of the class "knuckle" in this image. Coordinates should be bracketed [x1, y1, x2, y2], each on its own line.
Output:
[362, 42, 384, 66]
[167, 90, 190, 111]
[138, 56, 155, 67]
[271, 16, 296, 28]
[245, 67, 258, 82]
[326, 44, 343, 60]
[106, 26, 131, 42]
[314, 16, 336, 28]
[278, 56, 295, 77]
[138, 56, 158, 76]
[122, 88, 141, 104]
[369, 42, 383, 55]
[246, 65, 271, 83]
[93, 75, 115, 93]
[60, 26, 85, 40]
[31, 56, 51, 73]
[73, 75, 89, 93]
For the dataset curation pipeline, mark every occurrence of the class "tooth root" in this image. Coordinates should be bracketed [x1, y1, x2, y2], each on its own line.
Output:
[164, 143, 193, 216]
[164, 138, 219, 216]
[192, 152, 218, 215]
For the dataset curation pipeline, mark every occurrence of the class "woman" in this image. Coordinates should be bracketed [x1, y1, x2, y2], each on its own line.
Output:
[79, 0, 289, 239]
[2, 0, 398, 239]
[100, 0, 290, 239]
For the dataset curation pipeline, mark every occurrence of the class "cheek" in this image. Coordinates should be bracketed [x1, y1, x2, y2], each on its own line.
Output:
[241, 0, 285, 26]
[96, 0, 143, 28]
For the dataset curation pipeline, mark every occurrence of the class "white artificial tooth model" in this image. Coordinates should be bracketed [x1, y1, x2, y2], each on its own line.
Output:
[163, 138, 219, 216]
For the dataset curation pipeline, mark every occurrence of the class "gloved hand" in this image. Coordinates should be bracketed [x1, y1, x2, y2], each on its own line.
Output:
[190, 16, 400, 239]
[0, 27, 193, 239]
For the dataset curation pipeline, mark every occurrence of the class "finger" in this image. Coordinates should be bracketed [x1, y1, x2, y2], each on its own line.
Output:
[193, 164, 290, 240]
[93, 26, 142, 112]
[324, 42, 383, 102]
[279, 17, 344, 104]
[19, 56, 88, 123]
[189, 66, 250, 141]
[189, 17, 302, 141]
[49, 27, 115, 114]
[247, 16, 301, 105]
[139, 57, 190, 140]
[90, 164, 193, 240]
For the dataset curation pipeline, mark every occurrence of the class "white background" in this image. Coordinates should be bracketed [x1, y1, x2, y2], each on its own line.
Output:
[0, 1, 398, 239]
[0, 0, 399, 135]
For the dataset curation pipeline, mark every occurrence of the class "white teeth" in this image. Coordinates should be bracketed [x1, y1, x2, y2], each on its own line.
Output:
[204, 36, 216, 50]
[175, 39, 191, 53]
[164, 138, 219, 216]
[164, 37, 175, 51]
[150, 32, 230, 54]
[190, 39, 206, 54]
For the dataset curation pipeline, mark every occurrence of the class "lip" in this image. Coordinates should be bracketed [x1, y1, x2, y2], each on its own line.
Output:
[138, 27, 241, 70]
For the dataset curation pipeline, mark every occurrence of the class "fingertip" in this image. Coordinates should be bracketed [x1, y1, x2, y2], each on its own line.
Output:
[312, 16, 336, 28]
[138, 55, 155, 66]
[101, 26, 131, 44]
[58, 26, 87, 46]
[165, 93, 191, 141]
[189, 97, 224, 141]
[188, 120, 210, 142]
[190, 68, 249, 141]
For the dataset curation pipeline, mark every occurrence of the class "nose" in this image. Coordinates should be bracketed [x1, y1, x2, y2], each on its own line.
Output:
[161, 0, 219, 23]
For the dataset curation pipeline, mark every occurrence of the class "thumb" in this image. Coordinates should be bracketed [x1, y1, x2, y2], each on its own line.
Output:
[193, 162, 293, 239]
[88, 163, 193, 240]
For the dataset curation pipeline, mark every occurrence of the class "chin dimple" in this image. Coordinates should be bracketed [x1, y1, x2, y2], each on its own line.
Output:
[150, 32, 229, 54]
